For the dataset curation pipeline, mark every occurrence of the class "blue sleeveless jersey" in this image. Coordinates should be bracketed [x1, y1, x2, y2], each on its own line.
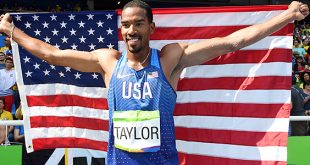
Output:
[107, 48, 178, 164]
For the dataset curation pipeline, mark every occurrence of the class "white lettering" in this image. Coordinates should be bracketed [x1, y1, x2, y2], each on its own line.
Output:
[122, 82, 153, 99]
[143, 82, 153, 99]
[122, 82, 132, 99]
[133, 83, 141, 99]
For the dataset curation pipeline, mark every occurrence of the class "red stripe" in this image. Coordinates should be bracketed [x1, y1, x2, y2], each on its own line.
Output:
[174, 103, 290, 118]
[176, 127, 288, 146]
[118, 25, 293, 40]
[117, 5, 288, 15]
[205, 49, 292, 64]
[33, 138, 108, 151]
[30, 116, 109, 131]
[178, 152, 286, 165]
[27, 95, 108, 109]
[177, 76, 291, 91]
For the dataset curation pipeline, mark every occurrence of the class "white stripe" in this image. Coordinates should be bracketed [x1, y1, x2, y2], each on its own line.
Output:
[177, 90, 290, 104]
[28, 106, 109, 120]
[11, 40, 35, 152]
[30, 127, 109, 142]
[119, 36, 292, 51]
[176, 140, 287, 161]
[180, 62, 291, 78]
[174, 116, 289, 132]
[24, 83, 107, 98]
[118, 10, 284, 27]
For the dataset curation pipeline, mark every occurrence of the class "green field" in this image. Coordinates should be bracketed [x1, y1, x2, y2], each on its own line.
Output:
[287, 136, 310, 165]
[0, 136, 309, 165]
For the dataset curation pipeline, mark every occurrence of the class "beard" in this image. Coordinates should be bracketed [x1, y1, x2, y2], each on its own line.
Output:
[128, 45, 143, 53]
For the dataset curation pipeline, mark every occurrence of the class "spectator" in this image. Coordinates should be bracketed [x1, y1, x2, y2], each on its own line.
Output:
[0, 52, 5, 69]
[293, 40, 307, 60]
[0, 98, 14, 144]
[293, 56, 305, 72]
[3, 37, 12, 56]
[299, 72, 310, 88]
[0, 38, 10, 54]
[14, 105, 24, 143]
[0, 56, 16, 112]
[291, 77, 308, 136]
[302, 82, 310, 135]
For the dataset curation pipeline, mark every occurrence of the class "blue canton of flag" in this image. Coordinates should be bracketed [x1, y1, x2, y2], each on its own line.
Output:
[12, 12, 118, 87]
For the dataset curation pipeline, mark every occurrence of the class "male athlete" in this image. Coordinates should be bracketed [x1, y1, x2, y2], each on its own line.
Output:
[0, 0, 308, 164]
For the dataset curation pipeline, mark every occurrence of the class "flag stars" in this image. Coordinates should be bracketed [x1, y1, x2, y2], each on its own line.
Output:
[25, 22, 31, 29]
[43, 69, 50, 76]
[68, 14, 76, 20]
[54, 43, 60, 49]
[65, 67, 71, 72]
[107, 43, 114, 49]
[79, 36, 86, 43]
[15, 15, 22, 21]
[59, 72, 65, 77]
[69, 28, 77, 35]
[74, 72, 82, 79]
[60, 21, 67, 28]
[44, 36, 51, 43]
[78, 21, 85, 28]
[34, 29, 41, 36]
[32, 15, 39, 21]
[92, 73, 99, 79]
[87, 14, 94, 20]
[51, 29, 59, 36]
[25, 70, 33, 77]
[88, 28, 95, 35]
[61, 36, 69, 43]
[23, 56, 31, 63]
[106, 13, 113, 20]
[50, 14, 57, 21]
[97, 20, 104, 27]
[97, 36, 105, 43]
[33, 63, 40, 69]
[50, 65, 56, 70]
[106, 28, 113, 35]
[88, 43, 96, 50]
[71, 43, 78, 50]
[42, 22, 49, 28]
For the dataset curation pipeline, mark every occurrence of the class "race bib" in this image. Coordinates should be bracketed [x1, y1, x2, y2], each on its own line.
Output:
[113, 110, 161, 152]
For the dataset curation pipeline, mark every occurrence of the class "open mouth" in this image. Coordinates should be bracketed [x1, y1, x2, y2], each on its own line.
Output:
[126, 36, 141, 43]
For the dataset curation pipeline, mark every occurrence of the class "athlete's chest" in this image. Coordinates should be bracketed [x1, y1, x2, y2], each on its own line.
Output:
[115, 67, 160, 100]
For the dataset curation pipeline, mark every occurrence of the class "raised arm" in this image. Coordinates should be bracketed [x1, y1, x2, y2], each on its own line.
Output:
[0, 13, 119, 74]
[176, 1, 309, 68]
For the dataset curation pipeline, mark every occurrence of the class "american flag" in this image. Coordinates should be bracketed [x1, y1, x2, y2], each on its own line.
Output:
[12, 11, 116, 152]
[12, 5, 292, 165]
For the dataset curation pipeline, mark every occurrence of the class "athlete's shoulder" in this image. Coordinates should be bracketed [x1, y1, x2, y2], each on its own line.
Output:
[160, 43, 188, 58]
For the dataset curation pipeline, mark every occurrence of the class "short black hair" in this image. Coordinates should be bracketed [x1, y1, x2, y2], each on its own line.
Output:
[123, 0, 153, 23]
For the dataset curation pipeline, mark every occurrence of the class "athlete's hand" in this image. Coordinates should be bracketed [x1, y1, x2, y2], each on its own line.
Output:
[288, 1, 309, 21]
[0, 13, 13, 36]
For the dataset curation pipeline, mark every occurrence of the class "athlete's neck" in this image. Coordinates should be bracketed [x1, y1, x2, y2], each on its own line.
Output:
[127, 48, 151, 70]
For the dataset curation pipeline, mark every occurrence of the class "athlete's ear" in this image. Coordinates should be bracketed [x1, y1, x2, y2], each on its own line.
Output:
[150, 22, 155, 35]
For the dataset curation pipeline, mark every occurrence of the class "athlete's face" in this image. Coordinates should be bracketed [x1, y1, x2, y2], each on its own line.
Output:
[121, 7, 154, 53]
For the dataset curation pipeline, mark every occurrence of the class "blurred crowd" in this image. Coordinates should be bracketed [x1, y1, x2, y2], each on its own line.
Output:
[291, 20, 310, 136]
